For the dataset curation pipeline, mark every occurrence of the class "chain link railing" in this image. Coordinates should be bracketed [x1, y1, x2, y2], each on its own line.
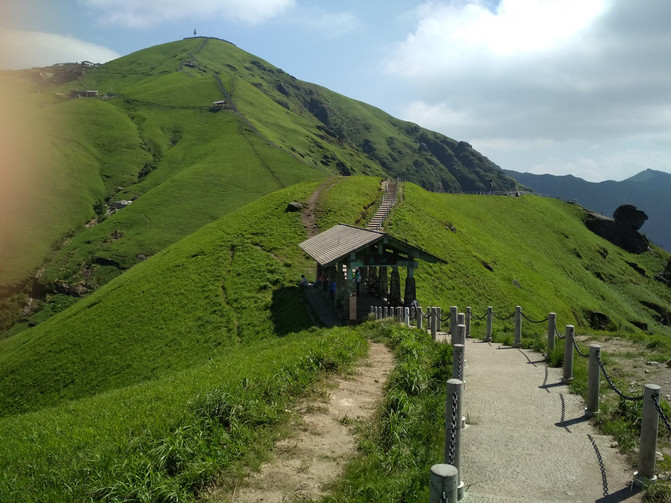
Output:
[572, 337, 589, 358]
[521, 312, 549, 324]
[492, 309, 516, 320]
[652, 395, 671, 436]
[597, 352, 644, 401]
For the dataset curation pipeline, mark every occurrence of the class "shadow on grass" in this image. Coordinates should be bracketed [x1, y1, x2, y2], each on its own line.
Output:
[271, 286, 315, 336]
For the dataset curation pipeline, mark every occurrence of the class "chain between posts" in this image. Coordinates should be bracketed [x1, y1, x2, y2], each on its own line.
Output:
[597, 353, 644, 401]
[555, 324, 565, 339]
[521, 312, 549, 324]
[492, 310, 516, 320]
[473, 311, 488, 321]
[652, 395, 671, 436]
[440, 313, 451, 322]
[572, 337, 589, 358]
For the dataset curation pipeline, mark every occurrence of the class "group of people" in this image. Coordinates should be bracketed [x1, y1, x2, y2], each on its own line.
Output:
[301, 268, 364, 295]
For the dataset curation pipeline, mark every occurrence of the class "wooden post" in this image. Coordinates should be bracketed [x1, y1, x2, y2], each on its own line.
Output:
[586, 344, 601, 417]
[485, 306, 493, 342]
[514, 305, 522, 347]
[562, 325, 575, 383]
[634, 384, 661, 487]
[547, 312, 556, 352]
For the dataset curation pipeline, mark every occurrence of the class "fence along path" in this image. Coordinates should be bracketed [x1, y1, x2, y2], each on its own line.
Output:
[459, 337, 642, 502]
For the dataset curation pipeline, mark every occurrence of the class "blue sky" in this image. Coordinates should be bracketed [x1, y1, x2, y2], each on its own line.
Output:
[2, 0, 670, 182]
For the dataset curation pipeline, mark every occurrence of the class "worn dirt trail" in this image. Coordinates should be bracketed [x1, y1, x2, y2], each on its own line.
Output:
[207, 341, 394, 502]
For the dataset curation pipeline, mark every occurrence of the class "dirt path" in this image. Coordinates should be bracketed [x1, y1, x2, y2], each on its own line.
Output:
[207, 341, 394, 503]
[301, 178, 335, 238]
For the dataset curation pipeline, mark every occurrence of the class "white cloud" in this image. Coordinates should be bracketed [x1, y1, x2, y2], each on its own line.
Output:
[384, 0, 671, 179]
[0, 29, 120, 69]
[79, 0, 297, 27]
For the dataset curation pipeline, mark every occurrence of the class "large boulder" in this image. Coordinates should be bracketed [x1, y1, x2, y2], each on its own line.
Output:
[585, 205, 649, 254]
[613, 204, 648, 231]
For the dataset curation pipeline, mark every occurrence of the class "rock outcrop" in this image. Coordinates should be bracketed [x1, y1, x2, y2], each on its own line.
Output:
[585, 204, 649, 253]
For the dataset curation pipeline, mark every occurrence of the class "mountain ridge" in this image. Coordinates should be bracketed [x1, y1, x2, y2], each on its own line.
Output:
[0, 38, 516, 305]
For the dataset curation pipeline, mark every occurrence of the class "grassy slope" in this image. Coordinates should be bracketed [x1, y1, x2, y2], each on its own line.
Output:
[0, 75, 149, 287]
[1, 175, 670, 501]
[388, 183, 671, 337]
[0, 175, 382, 502]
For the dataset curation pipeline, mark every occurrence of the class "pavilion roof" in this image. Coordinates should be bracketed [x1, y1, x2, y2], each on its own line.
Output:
[298, 224, 445, 267]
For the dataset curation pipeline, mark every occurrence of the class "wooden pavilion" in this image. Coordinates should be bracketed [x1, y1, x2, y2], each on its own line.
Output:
[298, 224, 446, 322]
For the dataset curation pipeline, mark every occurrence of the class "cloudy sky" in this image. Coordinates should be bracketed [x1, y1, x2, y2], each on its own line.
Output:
[1, 0, 670, 182]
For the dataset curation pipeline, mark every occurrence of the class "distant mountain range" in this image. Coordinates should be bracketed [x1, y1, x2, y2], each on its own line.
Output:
[505, 169, 671, 251]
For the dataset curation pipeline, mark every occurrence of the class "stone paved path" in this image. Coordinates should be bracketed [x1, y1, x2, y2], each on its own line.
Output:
[457, 337, 643, 502]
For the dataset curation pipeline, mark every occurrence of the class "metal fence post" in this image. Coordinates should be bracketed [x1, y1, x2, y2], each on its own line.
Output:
[465, 307, 471, 338]
[514, 306, 522, 347]
[547, 312, 556, 352]
[444, 379, 465, 499]
[450, 306, 458, 341]
[586, 344, 601, 417]
[634, 384, 661, 487]
[430, 464, 459, 503]
[562, 325, 575, 383]
[485, 306, 493, 342]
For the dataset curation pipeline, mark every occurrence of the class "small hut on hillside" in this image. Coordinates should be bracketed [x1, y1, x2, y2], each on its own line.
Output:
[299, 224, 446, 322]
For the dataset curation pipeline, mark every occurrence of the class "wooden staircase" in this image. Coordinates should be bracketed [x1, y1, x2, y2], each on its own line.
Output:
[367, 179, 398, 231]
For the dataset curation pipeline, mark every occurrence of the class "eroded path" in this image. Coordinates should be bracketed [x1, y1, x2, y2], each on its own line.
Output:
[207, 341, 394, 502]
[301, 178, 335, 239]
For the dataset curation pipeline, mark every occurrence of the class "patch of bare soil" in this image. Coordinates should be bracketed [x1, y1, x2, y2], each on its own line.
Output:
[206, 341, 394, 503]
[575, 335, 671, 398]
[301, 178, 336, 239]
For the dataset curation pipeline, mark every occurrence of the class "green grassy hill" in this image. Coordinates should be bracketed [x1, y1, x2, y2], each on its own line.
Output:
[0, 37, 517, 334]
[1, 174, 670, 501]
[2, 37, 671, 502]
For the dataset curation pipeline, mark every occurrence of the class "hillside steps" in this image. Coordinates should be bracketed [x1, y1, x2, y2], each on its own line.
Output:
[367, 179, 398, 231]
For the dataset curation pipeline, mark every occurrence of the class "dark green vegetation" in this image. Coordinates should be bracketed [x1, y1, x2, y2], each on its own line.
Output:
[1, 37, 671, 502]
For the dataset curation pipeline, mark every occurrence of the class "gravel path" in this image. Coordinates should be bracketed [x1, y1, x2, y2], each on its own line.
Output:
[460, 337, 643, 502]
